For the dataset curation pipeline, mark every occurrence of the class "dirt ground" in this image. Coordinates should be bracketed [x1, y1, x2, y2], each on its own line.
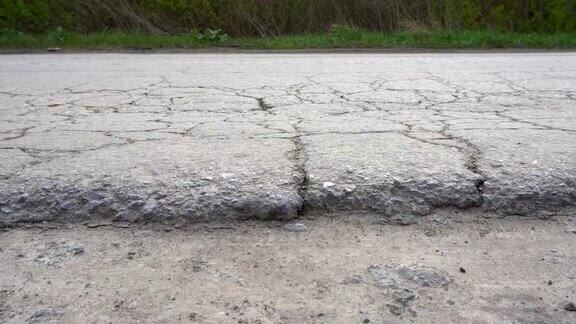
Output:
[1, 210, 575, 323]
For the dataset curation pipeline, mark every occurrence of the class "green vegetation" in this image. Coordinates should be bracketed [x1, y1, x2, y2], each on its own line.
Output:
[1, 0, 575, 36]
[1, 1, 575, 50]
[1, 29, 575, 50]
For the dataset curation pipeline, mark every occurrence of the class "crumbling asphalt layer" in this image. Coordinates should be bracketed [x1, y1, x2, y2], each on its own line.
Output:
[0, 53, 575, 225]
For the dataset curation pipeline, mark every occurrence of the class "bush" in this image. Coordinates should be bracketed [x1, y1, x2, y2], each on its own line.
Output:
[194, 28, 228, 43]
[329, 24, 365, 41]
[1, 0, 575, 35]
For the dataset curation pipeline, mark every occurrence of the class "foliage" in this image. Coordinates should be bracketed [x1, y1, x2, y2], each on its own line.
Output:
[1, 0, 575, 35]
[329, 24, 365, 41]
[193, 28, 228, 43]
[2, 30, 576, 50]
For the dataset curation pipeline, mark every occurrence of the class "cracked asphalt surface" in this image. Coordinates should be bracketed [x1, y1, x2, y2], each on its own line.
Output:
[1, 53, 576, 225]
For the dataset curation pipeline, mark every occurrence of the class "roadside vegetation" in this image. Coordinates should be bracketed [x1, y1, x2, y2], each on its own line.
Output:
[1, 0, 575, 49]
[2, 29, 576, 50]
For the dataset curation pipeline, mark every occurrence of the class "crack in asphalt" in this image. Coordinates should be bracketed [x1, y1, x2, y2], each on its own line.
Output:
[257, 98, 273, 113]
[494, 110, 576, 133]
[1, 58, 576, 223]
[290, 119, 309, 216]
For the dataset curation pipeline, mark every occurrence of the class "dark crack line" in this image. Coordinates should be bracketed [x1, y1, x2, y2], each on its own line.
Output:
[436, 117, 486, 204]
[494, 110, 576, 133]
[290, 119, 309, 216]
[257, 98, 273, 113]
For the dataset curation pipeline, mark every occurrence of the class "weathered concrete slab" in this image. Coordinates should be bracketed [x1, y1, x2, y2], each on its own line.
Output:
[1, 137, 302, 224]
[452, 129, 576, 214]
[302, 132, 482, 219]
[1, 53, 576, 224]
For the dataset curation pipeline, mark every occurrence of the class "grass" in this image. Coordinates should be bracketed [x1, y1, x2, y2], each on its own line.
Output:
[1, 30, 576, 50]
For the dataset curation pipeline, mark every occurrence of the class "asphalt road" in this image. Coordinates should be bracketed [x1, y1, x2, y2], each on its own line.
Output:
[1, 53, 576, 225]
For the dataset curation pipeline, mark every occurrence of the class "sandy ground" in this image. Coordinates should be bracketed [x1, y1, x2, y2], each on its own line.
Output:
[1, 210, 575, 323]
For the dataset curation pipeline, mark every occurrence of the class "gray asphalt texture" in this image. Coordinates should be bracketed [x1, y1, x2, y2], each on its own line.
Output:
[1, 53, 575, 225]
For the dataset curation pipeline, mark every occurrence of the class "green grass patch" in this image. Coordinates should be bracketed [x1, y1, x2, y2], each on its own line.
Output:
[1, 30, 576, 50]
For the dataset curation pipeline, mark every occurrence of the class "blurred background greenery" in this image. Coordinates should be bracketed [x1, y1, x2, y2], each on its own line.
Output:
[1, 0, 575, 35]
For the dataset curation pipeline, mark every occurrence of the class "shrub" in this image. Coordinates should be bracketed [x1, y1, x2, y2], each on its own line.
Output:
[1, 0, 575, 35]
[193, 28, 228, 43]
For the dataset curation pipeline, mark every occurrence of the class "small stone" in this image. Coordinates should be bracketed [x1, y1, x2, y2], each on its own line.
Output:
[220, 173, 236, 179]
[34, 242, 85, 265]
[86, 191, 105, 201]
[190, 258, 205, 272]
[387, 288, 416, 316]
[397, 265, 451, 287]
[368, 265, 386, 283]
[344, 184, 356, 193]
[32, 211, 55, 222]
[72, 210, 88, 221]
[548, 280, 553, 285]
[84, 200, 101, 211]
[224, 180, 239, 190]
[323, 182, 335, 189]
[143, 198, 157, 215]
[459, 267, 466, 273]
[342, 275, 363, 284]
[113, 299, 126, 310]
[564, 302, 576, 312]
[29, 307, 63, 320]
[59, 200, 76, 211]
[127, 200, 144, 210]
[0, 206, 13, 214]
[114, 211, 130, 222]
[283, 222, 306, 232]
